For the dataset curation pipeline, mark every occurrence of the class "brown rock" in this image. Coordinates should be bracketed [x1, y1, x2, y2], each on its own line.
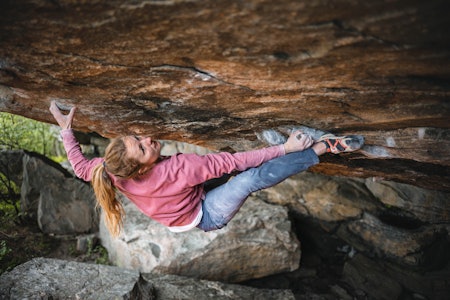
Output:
[0, 0, 449, 190]
[341, 213, 448, 269]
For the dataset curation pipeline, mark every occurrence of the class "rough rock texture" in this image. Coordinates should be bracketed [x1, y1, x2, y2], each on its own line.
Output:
[100, 195, 300, 283]
[0, 0, 449, 191]
[143, 273, 294, 300]
[1, 150, 98, 234]
[2, 143, 448, 298]
[97, 141, 301, 283]
[260, 172, 450, 299]
[0, 258, 294, 300]
[0, 258, 149, 300]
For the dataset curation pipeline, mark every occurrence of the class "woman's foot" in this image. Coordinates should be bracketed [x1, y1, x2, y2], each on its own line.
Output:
[319, 134, 364, 154]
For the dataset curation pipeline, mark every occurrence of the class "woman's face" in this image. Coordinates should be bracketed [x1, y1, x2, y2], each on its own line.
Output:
[124, 135, 161, 167]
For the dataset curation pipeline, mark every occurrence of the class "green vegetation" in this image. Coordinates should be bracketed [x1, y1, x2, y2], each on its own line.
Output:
[0, 112, 65, 218]
[0, 112, 66, 274]
[0, 112, 63, 157]
[0, 173, 20, 216]
[0, 112, 110, 274]
[0, 240, 11, 260]
[89, 243, 110, 265]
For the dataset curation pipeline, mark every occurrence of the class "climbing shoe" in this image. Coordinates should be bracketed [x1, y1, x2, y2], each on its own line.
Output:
[319, 134, 364, 154]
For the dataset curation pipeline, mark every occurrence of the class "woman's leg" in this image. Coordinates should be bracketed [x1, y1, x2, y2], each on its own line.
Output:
[197, 148, 319, 231]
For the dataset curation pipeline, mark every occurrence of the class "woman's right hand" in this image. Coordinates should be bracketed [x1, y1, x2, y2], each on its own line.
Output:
[283, 130, 314, 153]
[49, 100, 77, 130]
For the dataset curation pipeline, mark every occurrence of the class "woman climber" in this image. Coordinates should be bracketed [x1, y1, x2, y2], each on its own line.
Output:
[49, 101, 364, 236]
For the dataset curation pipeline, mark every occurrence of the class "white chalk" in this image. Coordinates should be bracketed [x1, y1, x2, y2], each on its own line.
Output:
[386, 137, 396, 147]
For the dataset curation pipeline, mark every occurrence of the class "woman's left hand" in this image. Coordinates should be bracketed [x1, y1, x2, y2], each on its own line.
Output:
[283, 130, 314, 153]
[49, 100, 77, 130]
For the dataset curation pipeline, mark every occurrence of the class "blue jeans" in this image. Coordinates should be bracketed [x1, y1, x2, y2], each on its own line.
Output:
[197, 148, 319, 231]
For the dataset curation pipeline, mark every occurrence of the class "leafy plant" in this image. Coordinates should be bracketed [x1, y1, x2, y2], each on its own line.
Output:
[0, 172, 20, 216]
[0, 240, 11, 258]
[0, 112, 63, 156]
[0, 240, 12, 273]
[93, 245, 110, 265]
[85, 238, 110, 265]
[0, 112, 65, 218]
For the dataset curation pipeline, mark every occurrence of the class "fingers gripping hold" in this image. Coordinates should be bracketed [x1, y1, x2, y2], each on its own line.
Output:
[284, 130, 314, 153]
[49, 100, 77, 130]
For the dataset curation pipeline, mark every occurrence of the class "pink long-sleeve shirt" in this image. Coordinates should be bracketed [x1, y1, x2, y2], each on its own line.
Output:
[61, 129, 285, 228]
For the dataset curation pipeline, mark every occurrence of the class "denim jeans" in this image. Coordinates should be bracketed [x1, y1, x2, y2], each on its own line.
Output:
[197, 148, 319, 231]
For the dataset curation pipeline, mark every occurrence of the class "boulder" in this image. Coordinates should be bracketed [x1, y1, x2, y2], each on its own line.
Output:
[261, 172, 450, 265]
[0, 0, 449, 191]
[261, 172, 379, 222]
[7, 150, 99, 234]
[343, 253, 450, 300]
[340, 213, 449, 270]
[21, 151, 98, 234]
[343, 254, 403, 300]
[365, 179, 450, 224]
[0, 258, 151, 300]
[0, 150, 24, 188]
[0, 150, 98, 234]
[100, 195, 300, 283]
[0, 258, 295, 300]
[143, 273, 295, 300]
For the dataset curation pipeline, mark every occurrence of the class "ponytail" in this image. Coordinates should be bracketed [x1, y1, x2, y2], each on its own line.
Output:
[92, 163, 124, 237]
[91, 137, 143, 237]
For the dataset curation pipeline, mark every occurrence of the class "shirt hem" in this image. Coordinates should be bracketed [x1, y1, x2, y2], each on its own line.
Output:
[167, 206, 203, 233]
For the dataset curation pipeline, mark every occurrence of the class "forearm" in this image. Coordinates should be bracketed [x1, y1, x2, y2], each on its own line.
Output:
[60, 129, 103, 181]
[181, 144, 285, 187]
[230, 144, 286, 171]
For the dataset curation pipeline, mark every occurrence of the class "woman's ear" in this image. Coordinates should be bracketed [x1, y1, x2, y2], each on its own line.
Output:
[138, 165, 151, 175]
[138, 166, 146, 175]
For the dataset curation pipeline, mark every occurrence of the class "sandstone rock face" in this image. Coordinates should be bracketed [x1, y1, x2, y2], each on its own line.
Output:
[100, 195, 300, 283]
[0, 0, 449, 190]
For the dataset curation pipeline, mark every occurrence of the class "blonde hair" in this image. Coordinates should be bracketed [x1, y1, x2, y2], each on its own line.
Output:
[91, 137, 142, 237]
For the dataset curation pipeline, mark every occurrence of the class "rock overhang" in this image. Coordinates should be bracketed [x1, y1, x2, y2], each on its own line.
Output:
[0, 0, 449, 190]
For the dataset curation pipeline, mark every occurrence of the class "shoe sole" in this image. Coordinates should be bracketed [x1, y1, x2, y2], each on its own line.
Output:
[320, 134, 365, 152]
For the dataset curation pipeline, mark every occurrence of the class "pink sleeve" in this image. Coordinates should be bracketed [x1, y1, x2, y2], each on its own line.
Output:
[176, 144, 286, 187]
[60, 129, 104, 182]
[230, 145, 286, 170]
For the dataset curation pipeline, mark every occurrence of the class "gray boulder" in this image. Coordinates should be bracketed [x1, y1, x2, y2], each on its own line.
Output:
[20, 151, 99, 234]
[262, 172, 450, 270]
[0, 150, 24, 187]
[0, 258, 294, 300]
[339, 213, 449, 269]
[0, 150, 98, 234]
[261, 172, 377, 222]
[0, 258, 151, 300]
[365, 179, 450, 224]
[100, 194, 301, 283]
[144, 273, 295, 300]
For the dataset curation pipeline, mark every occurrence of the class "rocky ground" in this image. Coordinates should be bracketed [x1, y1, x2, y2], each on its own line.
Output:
[0, 215, 108, 275]
[2, 148, 449, 299]
[1, 216, 358, 300]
